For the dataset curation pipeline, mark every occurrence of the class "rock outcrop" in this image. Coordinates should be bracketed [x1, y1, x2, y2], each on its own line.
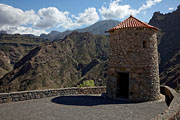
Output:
[0, 32, 108, 92]
[149, 5, 180, 88]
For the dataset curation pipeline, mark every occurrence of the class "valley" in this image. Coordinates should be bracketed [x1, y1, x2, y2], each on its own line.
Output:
[0, 5, 180, 92]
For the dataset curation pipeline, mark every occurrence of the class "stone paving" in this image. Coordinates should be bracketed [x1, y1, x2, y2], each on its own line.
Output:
[0, 94, 167, 120]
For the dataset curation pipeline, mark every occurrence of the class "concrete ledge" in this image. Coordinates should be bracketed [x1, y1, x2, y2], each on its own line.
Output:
[0, 86, 106, 104]
[152, 85, 180, 120]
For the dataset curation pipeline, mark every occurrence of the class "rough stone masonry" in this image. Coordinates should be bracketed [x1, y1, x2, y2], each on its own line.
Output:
[106, 16, 161, 102]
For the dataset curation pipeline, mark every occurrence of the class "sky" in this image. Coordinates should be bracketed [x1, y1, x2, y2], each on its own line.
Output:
[0, 0, 179, 36]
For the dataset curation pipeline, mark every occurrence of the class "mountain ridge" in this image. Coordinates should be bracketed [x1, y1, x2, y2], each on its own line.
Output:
[0, 31, 108, 92]
[0, 33, 49, 78]
[40, 19, 120, 40]
[1, 5, 180, 92]
[149, 5, 180, 88]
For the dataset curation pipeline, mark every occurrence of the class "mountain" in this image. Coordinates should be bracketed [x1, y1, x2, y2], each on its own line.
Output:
[149, 5, 180, 89]
[76, 20, 120, 35]
[0, 31, 108, 93]
[160, 50, 180, 89]
[0, 51, 12, 78]
[40, 20, 120, 40]
[1, 5, 180, 92]
[40, 30, 72, 41]
[0, 30, 7, 34]
[0, 20, 117, 92]
[0, 33, 49, 78]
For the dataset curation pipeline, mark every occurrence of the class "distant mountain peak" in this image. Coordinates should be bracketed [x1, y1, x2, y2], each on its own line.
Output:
[153, 11, 163, 16]
[0, 30, 7, 34]
[149, 4, 180, 89]
[40, 19, 120, 41]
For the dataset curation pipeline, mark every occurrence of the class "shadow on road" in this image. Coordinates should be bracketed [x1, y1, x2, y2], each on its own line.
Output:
[51, 95, 131, 106]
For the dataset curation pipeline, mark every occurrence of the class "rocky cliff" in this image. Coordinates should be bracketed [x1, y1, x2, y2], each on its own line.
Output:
[0, 33, 49, 78]
[1, 5, 180, 92]
[0, 32, 108, 92]
[149, 5, 180, 88]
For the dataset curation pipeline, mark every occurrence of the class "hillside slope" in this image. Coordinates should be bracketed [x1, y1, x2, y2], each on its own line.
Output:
[1, 5, 180, 92]
[0, 32, 108, 92]
[0, 33, 49, 78]
[0, 51, 12, 78]
[149, 5, 180, 88]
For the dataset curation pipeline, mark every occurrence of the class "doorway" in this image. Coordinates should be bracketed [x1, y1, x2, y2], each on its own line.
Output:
[116, 72, 129, 99]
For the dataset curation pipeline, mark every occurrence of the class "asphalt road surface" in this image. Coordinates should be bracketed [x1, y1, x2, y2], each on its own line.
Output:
[0, 94, 167, 120]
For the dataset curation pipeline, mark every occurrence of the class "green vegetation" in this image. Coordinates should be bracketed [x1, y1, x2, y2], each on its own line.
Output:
[0, 32, 108, 93]
[77, 80, 95, 87]
[1, 6, 180, 92]
[0, 33, 49, 78]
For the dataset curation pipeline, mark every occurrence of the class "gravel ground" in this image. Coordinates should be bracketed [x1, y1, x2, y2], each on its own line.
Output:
[0, 94, 167, 120]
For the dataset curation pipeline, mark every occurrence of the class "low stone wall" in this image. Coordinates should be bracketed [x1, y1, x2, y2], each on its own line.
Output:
[0, 86, 106, 104]
[1, 85, 180, 120]
[152, 86, 180, 120]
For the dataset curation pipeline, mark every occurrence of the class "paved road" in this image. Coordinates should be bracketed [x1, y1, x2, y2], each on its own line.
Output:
[0, 94, 167, 120]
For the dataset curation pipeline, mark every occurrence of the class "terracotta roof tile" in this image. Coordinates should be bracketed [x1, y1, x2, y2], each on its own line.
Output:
[108, 15, 158, 32]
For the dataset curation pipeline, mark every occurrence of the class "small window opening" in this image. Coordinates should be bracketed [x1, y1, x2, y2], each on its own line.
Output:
[135, 32, 138, 35]
[143, 41, 147, 48]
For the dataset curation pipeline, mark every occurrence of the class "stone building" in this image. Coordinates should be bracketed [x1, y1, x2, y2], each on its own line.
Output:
[106, 15, 161, 102]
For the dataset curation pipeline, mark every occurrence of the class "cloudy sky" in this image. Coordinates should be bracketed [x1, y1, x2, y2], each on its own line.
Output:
[0, 0, 179, 36]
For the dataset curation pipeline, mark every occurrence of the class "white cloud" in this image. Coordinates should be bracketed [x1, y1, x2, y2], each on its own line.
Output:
[168, 7, 174, 10]
[35, 7, 99, 29]
[0, 0, 162, 35]
[99, 0, 162, 20]
[138, 0, 162, 11]
[99, 0, 138, 20]
[0, 4, 39, 27]
[0, 4, 99, 35]
[73, 8, 99, 26]
[0, 25, 47, 36]
[35, 7, 76, 29]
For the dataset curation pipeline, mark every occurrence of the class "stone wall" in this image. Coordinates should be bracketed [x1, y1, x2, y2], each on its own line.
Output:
[152, 86, 180, 120]
[0, 86, 106, 104]
[0, 85, 180, 120]
[107, 27, 160, 102]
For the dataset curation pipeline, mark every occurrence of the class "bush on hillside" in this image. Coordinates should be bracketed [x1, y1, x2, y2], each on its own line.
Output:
[77, 80, 95, 87]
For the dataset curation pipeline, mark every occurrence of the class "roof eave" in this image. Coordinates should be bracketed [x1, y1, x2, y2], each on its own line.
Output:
[106, 26, 158, 33]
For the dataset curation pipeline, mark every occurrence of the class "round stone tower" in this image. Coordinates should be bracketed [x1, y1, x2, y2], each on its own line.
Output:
[106, 15, 160, 102]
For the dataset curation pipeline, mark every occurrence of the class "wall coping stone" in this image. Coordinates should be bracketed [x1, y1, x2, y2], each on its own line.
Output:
[152, 85, 180, 120]
[1, 85, 180, 120]
[0, 86, 106, 104]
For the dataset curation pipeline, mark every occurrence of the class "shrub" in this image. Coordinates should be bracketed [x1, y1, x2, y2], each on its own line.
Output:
[77, 80, 95, 87]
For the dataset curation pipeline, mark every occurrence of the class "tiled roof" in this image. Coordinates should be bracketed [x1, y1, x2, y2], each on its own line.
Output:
[108, 15, 158, 32]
